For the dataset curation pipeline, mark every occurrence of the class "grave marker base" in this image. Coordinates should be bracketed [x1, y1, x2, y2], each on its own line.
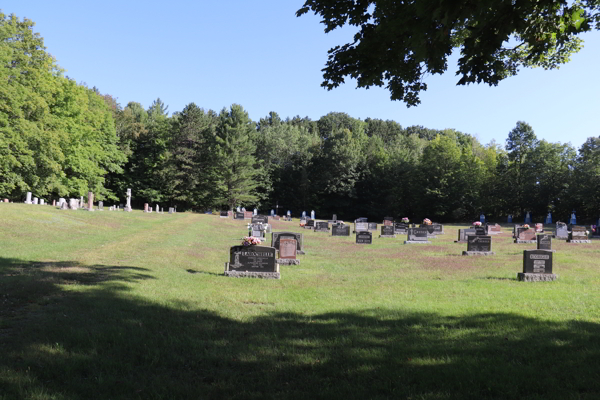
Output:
[514, 240, 537, 244]
[454, 240, 468, 243]
[224, 263, 280, 279]
[404, 240, 431, 244]
[517, 273, 558, 282]
[567, 239, 591, 243]
[277, 259, 300, 265]
[379, 235, 396, 238]
[462, 251, 495, 256]
[314, 228, 329, 233]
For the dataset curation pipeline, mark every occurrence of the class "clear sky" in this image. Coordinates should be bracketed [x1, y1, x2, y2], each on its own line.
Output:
[3, 1, 599, 150]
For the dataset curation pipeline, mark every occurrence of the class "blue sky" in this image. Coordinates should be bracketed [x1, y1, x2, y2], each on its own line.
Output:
[3, 1, 599, 150]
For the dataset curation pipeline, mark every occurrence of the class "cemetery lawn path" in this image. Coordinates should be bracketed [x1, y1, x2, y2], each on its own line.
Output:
[1, 204, 599, 400]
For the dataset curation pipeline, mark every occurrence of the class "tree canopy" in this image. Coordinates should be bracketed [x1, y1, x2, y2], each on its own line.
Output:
[297, 0, 598, 106]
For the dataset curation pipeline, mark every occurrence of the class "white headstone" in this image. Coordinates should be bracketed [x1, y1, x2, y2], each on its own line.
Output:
[40, 199, 44, 205]
[25, 192, 32, 204]
[311, 210, 315, 219]
[156, 204, 159, 213]
[33, 197, 38, 205]
[125, 188, 132, 212]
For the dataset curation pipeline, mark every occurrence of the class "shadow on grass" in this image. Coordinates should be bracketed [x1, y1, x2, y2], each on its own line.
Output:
[1, 257, 599, 400]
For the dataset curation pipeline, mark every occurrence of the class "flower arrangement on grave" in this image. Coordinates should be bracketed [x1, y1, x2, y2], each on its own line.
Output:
[472, 221, 482, 226]
[422, 218, 432, 225]
[242, 236, 261, 246]
[402, 217, 410, 223]
[523, 224, 530, 229]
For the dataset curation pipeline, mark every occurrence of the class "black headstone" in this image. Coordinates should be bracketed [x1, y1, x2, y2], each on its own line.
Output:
[332, 225, 350, 236]
[234, 212, 245, 220]
[356, 231, 372, 244]
[537, 234, 552, 250]
[220, 211, 228, 217]
[457, 228, 476, 242]
[315, 221, 329, 231]
[271, 232, 303, 252]
[368, 222, 378, 231]
[381, 225, 395, 236]
[475, 227, 486, 236]
[252, 215, 269, 224]
[407, 227, 428, 241]
[523, 250, 553, 274]
[419, 224, 435, 234]
[467, 235, 492, 252]
[395, 222, 409, 234]
[228, 246, 277, 273]
[305, 219, 315, 228]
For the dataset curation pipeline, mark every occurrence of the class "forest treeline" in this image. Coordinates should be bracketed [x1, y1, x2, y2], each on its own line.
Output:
[2, 12, 600, 223]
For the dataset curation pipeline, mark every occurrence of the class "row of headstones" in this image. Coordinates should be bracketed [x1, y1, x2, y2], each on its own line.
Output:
[143, 204, 176, 214]
[24, 190, 134, 212]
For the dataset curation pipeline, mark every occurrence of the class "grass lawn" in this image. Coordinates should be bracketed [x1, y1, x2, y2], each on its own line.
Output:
[1, 204, 599, 399]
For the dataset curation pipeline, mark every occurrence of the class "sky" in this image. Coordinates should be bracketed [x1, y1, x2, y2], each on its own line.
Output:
[3, 1, 599, 150]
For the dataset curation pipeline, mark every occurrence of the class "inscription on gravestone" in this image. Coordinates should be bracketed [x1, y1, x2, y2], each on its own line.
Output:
[356, 231, 372, 244]
[252, 215, 269, 224]
[355, 222, 368, 232]
[305, 219, 315, 228]
[395, 222, 409, 234]
[523, 250, 553, 274]
[555, 222, 568, 239]
[235, 212, 245, 220]
[368, 222, 378, 231]
[332, 225, 350, 236]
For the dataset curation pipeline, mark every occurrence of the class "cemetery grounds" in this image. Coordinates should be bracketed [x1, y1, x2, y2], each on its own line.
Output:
[1, 204, 599, 400]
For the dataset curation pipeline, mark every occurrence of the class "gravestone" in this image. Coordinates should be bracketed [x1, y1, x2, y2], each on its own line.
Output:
[568, 226, 590, 243]
[356, 231, 372, 244]
[125, 188, 132, 212]
[252, 215, 269, 224]
[283, 215, 292, 222]
[419, 224, 436, 237]
[271, 232, 305, 254]
[154, 204, 158, 213]
[405, 228, 430, 244]
[515, 228, 536, 243]
[69, 198, 78, 210]
[383, 217, 394, 226]
[25, 192, 32, 204]
[332, 225, 350, 236]
[58, 198, 66, 208]
[463, 235, 494, 256]
[234, 212, 245, 220]
[487, 224, 502, 235]
[254, 208, 258, 216]
[518, 250, 557, 281]
[455, 228, 476, 243]
[60, 201, 68, 210]
[507, 215, 513, 223]
[354, 222, 368, 233]
[33, 197, 38, 205]
[535, 223, 543, 233]
[394, 222, 409, 235]
[367, 222, 378, 232]
[250, 224, 266, 242]
[52, 200, 56, 206]
[537, 234, 552, 250]
[315, 222, 329, 232]
[474, 227, 486, 236]
[169, 207, 175, 214]
[380, 225, 396, 238]
[98, 201, 103, 211]
[545, 213, 552, 224]
[432, 224, 444, 235]
[220, 211, 229, 218]
[144, 203, 149, 213]
[570, 212, 577, 225]
[355, 217, 368, 223]
[39, 199, 45, 205]
[332, 214, 337, 222]
[87, 191, 94, 211]
[310, 210, 315, 219]
[277, 238, 299, 265]
[304, 219, 315, 229]
[225, 245, 279, 279]
[244, 211, 253, 219]
[513, 224, 523, 238]
[524, 212, 532, 224]
[554, 222, 568, 240]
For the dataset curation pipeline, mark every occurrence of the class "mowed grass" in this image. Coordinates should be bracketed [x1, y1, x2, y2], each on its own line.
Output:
[1, 204, 599, 400]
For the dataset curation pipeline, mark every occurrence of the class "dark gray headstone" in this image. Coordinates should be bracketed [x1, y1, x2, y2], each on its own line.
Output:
[252, 215, 268, 224]
[432, 224, 444, 234]
[555, 222, 568, 239]
[395, 222, 409, 234]
[523, 250, 553, 274]
[234, 212, 245, 220]
[367, 222, 378, 231]
[407, 227, 428, 241]
[220, 211, 228, 217]
[475, 227, 486, 236]
[315, 221, 329, 232]
[225, 245, 279, 278]
[305, 219, 315, 228]
[456, 228, 476, 242]
[271, 232, 304, 253]
[356, 231, 372, 244]
[332, 225, 350, 236]
[467, 235, 492, 252]
[381, 225, 395, 236]
[537, 234, 552, 250]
